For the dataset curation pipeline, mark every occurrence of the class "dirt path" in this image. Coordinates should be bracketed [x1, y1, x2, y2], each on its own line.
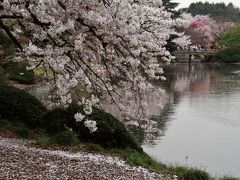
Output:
[0, 137, 171, 180]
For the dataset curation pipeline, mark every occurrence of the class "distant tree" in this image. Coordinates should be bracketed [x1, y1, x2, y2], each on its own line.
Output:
[162, 0, 186, 52]
[162, 0, 180, 18]
[186, 16, 215, 45]
[185, 15, 235, 45]
[219, 26, 240, 47]
[182, 2, 240, 22]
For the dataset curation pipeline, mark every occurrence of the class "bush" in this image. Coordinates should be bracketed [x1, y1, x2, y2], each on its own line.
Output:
[0, 85, 47, 127]
[216, 47, 240, 63]
[6, 61, 35, 84]
[41, 103, 141, 150]
[67, 104, 141, 150]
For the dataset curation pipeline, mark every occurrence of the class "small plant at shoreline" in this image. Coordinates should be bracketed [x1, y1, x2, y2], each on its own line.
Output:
[35, 130, 50, 145]
[52, 130, 79, 146]
[220, 176, 240, 180]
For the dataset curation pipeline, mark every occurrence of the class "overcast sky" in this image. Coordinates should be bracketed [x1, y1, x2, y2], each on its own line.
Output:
[173, 0, 240, 9]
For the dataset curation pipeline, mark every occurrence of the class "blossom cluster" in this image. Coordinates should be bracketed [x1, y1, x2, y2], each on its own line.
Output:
[73, 95, 99, 133]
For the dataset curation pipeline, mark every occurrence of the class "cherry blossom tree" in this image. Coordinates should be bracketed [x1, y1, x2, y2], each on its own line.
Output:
[186, 15, 216, 44]
[185, 14, 235, 45]
[0, 0, 190, 137]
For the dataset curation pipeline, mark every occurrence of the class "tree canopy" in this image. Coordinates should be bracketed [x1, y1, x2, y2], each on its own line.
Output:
[0, 0, 190, 138]
[219, 26, 240, 47]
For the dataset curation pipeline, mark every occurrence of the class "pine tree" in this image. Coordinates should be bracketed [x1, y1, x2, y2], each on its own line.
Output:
[162, 0, 181, 52]
[162, 0, 180, 18]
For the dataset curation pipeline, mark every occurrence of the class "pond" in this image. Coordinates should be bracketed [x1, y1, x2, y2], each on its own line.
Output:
[143, 63, 240, 177]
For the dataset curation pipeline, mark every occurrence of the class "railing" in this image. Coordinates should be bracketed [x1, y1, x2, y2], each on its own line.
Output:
[173, 50, 216, 55]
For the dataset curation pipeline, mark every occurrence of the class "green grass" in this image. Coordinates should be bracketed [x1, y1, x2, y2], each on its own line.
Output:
[111, 149, 166, 172]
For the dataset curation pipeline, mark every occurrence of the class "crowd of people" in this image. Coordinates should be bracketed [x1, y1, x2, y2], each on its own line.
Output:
[177, 43, 222, 52]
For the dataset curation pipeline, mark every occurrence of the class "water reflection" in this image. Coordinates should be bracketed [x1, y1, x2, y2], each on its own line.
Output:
[144, 63, 240, 177]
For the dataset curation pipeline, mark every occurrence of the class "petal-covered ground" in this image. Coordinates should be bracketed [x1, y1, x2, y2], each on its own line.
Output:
[0, 137, 170, 180]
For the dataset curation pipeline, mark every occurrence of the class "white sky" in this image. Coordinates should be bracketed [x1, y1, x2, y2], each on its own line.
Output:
[173, 0, 240, 9]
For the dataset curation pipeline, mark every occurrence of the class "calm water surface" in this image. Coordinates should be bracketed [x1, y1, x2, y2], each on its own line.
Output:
[143, 63, 240, 177]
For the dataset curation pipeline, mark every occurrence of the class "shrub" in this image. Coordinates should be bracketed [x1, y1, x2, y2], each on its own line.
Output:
[66, 104, 141, 150]
[41, 103, 141, 150]
[0, 85, 47, 127]
[52, 130, 79, 146]
[6, 61, 35, 84]
[216, 47, 240, 63]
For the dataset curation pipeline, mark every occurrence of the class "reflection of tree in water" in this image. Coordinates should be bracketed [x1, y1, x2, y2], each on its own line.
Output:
[147, 91, 182, 145]
[124, 90, 181, 145]
[144, 63, 236, 145]
[149, 63, 240, 144]
[107, 63, 240, 145]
